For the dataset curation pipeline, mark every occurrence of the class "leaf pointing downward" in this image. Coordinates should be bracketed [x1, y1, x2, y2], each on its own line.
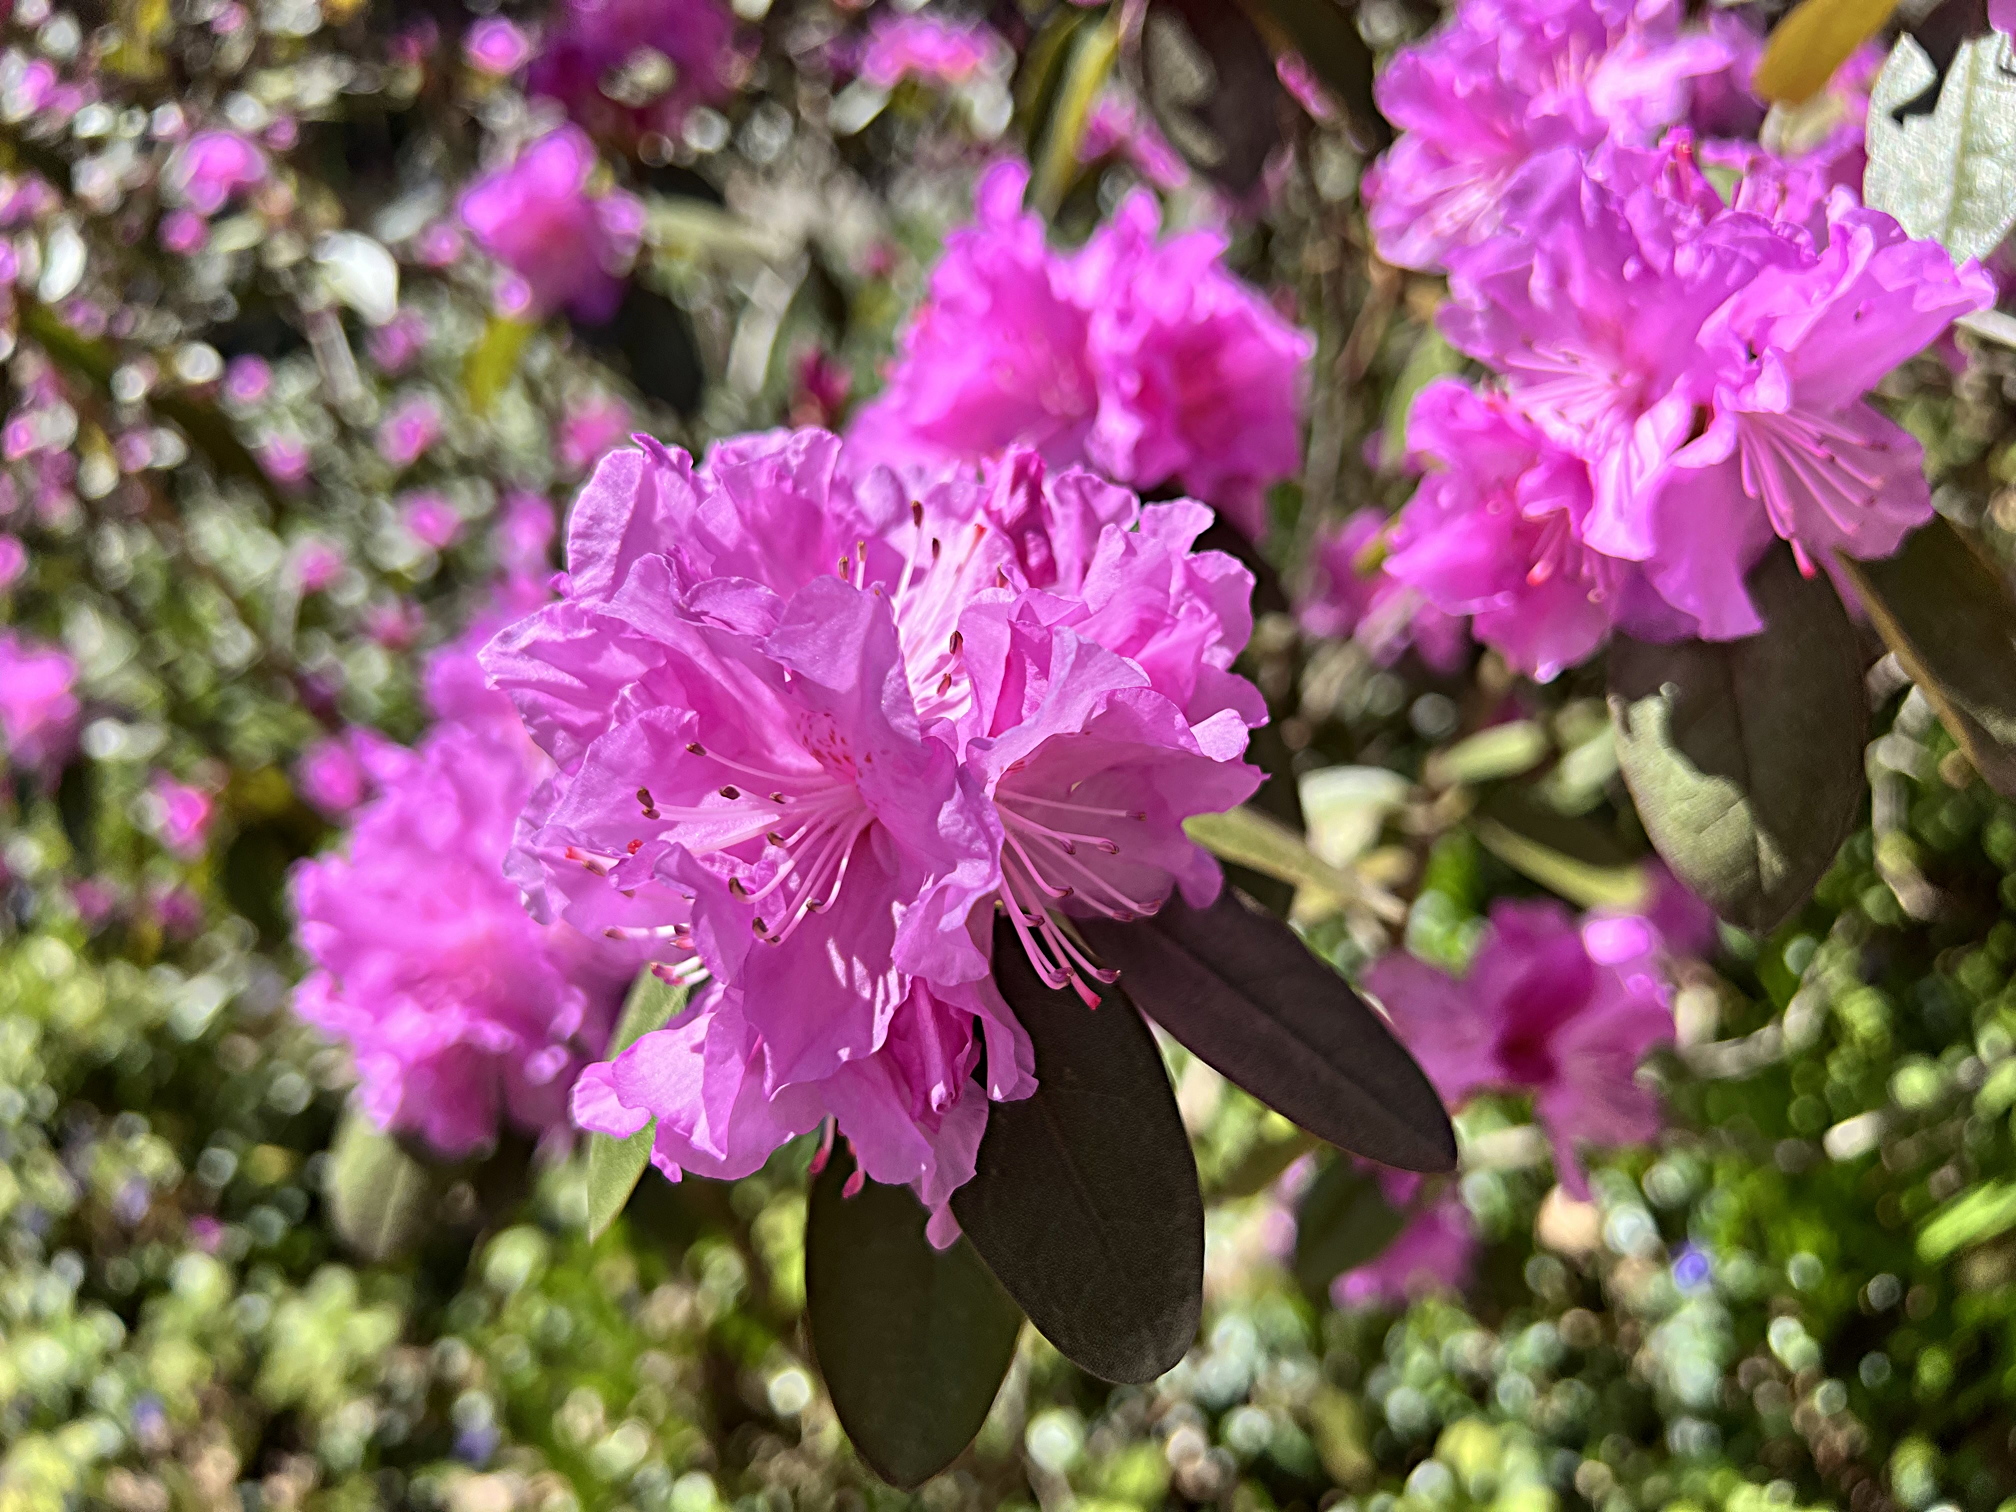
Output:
[956, 914, 1204, 1384]
[583, 970, 689, 1241]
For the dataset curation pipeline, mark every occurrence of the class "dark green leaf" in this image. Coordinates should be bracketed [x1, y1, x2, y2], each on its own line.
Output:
[1241, 0, 1384, 143]
[1608, 544, 1868, 933]
[1078, 874, 1457, 1173]
[1292, 1158, 1409, 1299]
[806, 1159, 1022, 1488]
[1135, 0, 1284, 195]
[326, 1108, 433, 1262]
[1837, 517, 2016, 797]
[954, 915, 1203, 1384]
[584, 970, 689, 1241]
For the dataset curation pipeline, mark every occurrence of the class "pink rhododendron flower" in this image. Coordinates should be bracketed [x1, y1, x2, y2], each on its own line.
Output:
[159, 210, 207, 254]
[1334, 1184, 1476, 1308]
[161, 130, 266, 215]
[483, 429, 1263, 1227]
[558, 393, 633, 475]
[457, 127, 647, 324]
[0, 630, 79, 774]
[291, 537, 346, 593]
[465, 16, 533, 76]
[367, 310, 429, 374]
[1300, 508, 1468, 672]
[296, 728, 414, 818]
[377, 394, 443, 469]
[1078, 93, 1188, 190]
[1996, 0, 2016, 32]
[1361, 0, 1734, 271]
[527, 0, 741, 144]
[223, 355, 272, 407]
[0, 533, 24, 589]
[1365, 898, 1676, 1196]
[150, 774, 215, 859]
[850, 163, 1310, 540]
[402, 492, 463, 550]
[1438, 148, 1992, 638]
[855, 13, 1007, 88]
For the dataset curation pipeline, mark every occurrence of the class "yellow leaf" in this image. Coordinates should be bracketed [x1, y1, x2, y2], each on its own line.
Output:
[463, 315, 533, 414]
[1754, 0, 1899, 105]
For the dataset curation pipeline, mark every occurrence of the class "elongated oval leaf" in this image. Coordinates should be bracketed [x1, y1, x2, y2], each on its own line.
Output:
[1837, 517, 2016, 797]
[953, 915, 1203, 1384]
[1608, 545, 1868, 934]
[806, 1159, 1023, 1489]
[1292, 1158, 1409, 1299]
[326, 1109, 433, 1262]
[1756, 0, 1901, 104]
[584, 971, 690, 1241]
[1242, 0, 1381, 139]
[1136, 0, 1283, 194]
[1866, 33, 2016, 260]
[1077, 874, 1457, 1173]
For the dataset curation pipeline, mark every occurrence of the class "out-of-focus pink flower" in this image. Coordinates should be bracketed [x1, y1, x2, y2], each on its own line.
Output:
[1277, 53, 1339, 122]
[1078, 93, 1188, 190]
[364, 599, 426, 650]
[465, 16, 534, 75]
[1362, 0, 1734, 271]
[70, 878, 118, 927]
[0, 630, 79, 774]
[1995, 0, 2016, 31]
[414, 222, 465, 268]
[483, 429, 1263, 1228]
[856, 13, 1007, 88]
[161, 130, 267, 216]
[1365, 898, 1676, 1196]
[1300, 508, 1468, 672]
[495, 492, 557, 578]
[367, 310, 428, 374]
[223, 355, 272, 407]
[377, 394, 443, 469]
[0, 534, 24, 590]
[150, 774, 215, 859]
[260, 436, 312, 486]
[557, 392, 633, 475]
[527, 0, 742, 144]
[401, 492, 463, 550]
[297, 728, 415, 818]
[457, 127, 646, 324]
[291, 720, 634, 1157]
[159, 209, 207, 254]
[1334, 1184, 1476, 1308]
[152, 884, 205, 939]
[291, 537, 345, 593]
[849, 162, 1310, 540]
[788, 349, 852, 430]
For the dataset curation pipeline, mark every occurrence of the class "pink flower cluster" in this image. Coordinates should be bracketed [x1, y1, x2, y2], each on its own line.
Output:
[1352, 0, 1991, 679]
[854, 13, 1007, 89]
[850, 162, 1311, 541]
[0, 629, 79, 777]
[1337, 882, 1708, 1304]
[457, 127, 646, 324]
[480, 429, 1263, 1232]
[291, 596, 633, 1157]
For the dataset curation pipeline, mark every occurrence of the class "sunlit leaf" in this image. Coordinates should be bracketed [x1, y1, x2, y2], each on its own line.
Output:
[1608, 546, 1868, 933]
[583, 970, 689, 1241]
[463, 314, 533, 415]
[1028, 17, 1120, 213]
[806, 1160, 1022, 1489]
[326, 1109, 433, 1262]
[1757, 0, 1901, 104]
[1866, 32, 2016, 260]
[1838, 516, 2016, 796]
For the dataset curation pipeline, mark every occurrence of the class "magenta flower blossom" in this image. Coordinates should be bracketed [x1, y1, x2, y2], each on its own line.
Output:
[465, 17, 533, 76]
[161, 130, 266, 215]
[856, 14, 1007, 89]
[558, 393, 634, 475]
[1440, 150, 1992, 637]
[401, 492, 463, 551]
[377, 394, 443, 469]
[1334, 1184, 1476, 1308]
[291, 537, 346, 593]
[150, 774, 215, 859]
[850, 163, 1310, 540]
[1362, 0, 1734, 271]
[297, 728, 414, 818]
[1300, 508, 1467, 672]
[223, 355, 272, 407]
[367, 310, 429, 374]
[1079, 93, 1188, 191]
[1365, 898, 1675, 1195]
[1996, 0, 2016, 32]
[0, 630, 79, 775]
[527, 0, 741, 145]
[457, 127, 647, 324]
[483, 429, 1263, 1225]
[292, 721, 632, 1156]
[0, 534, 25, 590]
